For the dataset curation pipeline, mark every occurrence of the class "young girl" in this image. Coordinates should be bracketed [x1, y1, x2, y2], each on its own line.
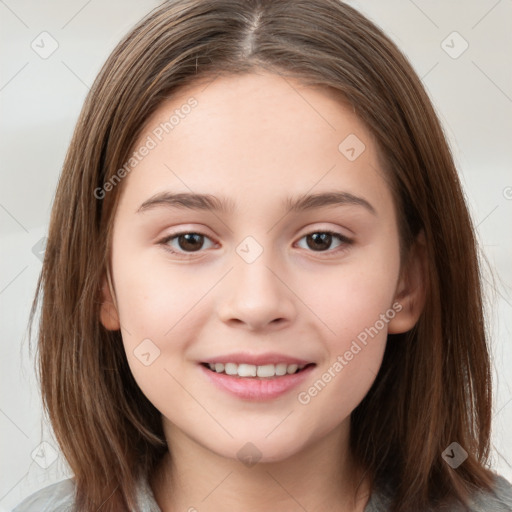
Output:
[14, 0, 512, 511]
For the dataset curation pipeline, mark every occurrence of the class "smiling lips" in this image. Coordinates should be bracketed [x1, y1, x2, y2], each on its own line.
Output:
[199, 352, 316, 399]
[199, 362, 316, 400]
[204, 362, 312, 378]
[201, 352, 315, 379]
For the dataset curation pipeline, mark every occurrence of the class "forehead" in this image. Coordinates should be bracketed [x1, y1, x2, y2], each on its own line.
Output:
[145, 71, 365, 150]
[116, 71, 391, 217]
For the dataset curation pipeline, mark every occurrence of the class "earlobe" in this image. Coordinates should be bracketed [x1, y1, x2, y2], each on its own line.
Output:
[99, 270, 120, 331]
[388, 231, 427, 334]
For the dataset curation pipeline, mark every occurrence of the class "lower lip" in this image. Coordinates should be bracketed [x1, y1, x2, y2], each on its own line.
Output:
[199, 364, 315, 401]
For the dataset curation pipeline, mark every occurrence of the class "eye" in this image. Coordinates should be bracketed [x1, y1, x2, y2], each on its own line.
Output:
[159, 231, 215, 255]
[295, 231, 353, 254]
[158, 229, 353, 258]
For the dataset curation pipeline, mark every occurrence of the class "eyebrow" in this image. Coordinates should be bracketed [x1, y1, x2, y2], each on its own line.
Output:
[136, 190, 377, 216]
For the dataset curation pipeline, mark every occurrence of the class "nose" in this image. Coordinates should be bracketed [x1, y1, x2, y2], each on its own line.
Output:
[217, 252, 297, 332]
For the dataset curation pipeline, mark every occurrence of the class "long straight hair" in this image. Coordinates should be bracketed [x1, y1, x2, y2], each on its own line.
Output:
[28, 1, 495, 510]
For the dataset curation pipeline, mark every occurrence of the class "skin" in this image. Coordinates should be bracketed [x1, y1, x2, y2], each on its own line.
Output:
[100, 71, 425, 512]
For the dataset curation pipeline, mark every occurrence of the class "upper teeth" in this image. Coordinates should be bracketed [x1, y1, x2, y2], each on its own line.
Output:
[207, 362, 306, 378]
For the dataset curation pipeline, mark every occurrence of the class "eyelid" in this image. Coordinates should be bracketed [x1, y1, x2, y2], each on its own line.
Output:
[158, 229, 217, 256]
[157, 225, 354, 258]
[294, 230, 353, 257]
[296, 223, 353, 239]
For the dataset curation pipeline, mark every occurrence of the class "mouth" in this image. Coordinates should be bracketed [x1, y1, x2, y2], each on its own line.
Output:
[200, 362, 316, 379]
[199, 360, 317, 400]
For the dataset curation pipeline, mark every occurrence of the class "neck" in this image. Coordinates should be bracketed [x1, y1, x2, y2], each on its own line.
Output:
[150, 420, 371, 512]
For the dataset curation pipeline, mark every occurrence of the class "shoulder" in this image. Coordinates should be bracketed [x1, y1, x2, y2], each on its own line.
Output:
[11, 476, 161, 512]
[467, 474, 512, 511]
[366, 473, 512, 512]
[11, 478, 75, 512]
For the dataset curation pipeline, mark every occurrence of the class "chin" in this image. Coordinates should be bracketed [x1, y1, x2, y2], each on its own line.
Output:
[214, 434, 311, 466]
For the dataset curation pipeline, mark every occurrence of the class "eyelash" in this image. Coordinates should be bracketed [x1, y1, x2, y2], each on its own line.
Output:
[158, 230, 354, 258]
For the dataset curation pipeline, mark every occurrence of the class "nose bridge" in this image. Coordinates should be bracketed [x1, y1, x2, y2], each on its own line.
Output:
[217, 235, 295, 329]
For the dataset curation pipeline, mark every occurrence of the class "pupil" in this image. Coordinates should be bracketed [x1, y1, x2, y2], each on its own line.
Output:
[307, 233, 331, 251]
[176, 233, 332, 252]
[179, 233, 203, 252]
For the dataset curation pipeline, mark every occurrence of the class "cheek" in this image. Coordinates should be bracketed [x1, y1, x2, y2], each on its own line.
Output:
[301, 250, 400, 347]
[109, 248, 196, 390]
[111, 237, 203, 337]
[293, 246, 400, 405]
[295, 338, 385, 441]
[294, 264, 397, 425]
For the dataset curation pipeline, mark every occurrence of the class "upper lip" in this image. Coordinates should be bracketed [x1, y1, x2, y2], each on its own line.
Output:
[201, 352, 314, 366]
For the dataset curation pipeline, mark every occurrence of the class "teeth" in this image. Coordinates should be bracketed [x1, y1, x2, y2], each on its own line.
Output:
[206, 362, 307, 378]
[275, 363, 287, 376]
[225, 363, 238, 376]
[238, 364, 257, 377]
[257, 364, 275, 378]
[287, 364, 298, 374]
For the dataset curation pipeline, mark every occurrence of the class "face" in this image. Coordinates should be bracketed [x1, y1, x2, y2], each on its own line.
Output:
[100, 71, 423, 463]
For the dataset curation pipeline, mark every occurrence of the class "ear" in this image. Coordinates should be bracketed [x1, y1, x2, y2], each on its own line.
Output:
[99, 271, 120, 331]
[388, 231, 427, 334]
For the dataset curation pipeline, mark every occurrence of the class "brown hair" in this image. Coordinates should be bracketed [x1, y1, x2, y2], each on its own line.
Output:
[28, 0, 496, 510]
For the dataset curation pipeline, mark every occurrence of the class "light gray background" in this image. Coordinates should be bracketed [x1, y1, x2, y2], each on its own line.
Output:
[1, 1, 511, 509]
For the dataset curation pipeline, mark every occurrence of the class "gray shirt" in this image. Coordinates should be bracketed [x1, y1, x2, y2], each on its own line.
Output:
[12, 473, 512, 511]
